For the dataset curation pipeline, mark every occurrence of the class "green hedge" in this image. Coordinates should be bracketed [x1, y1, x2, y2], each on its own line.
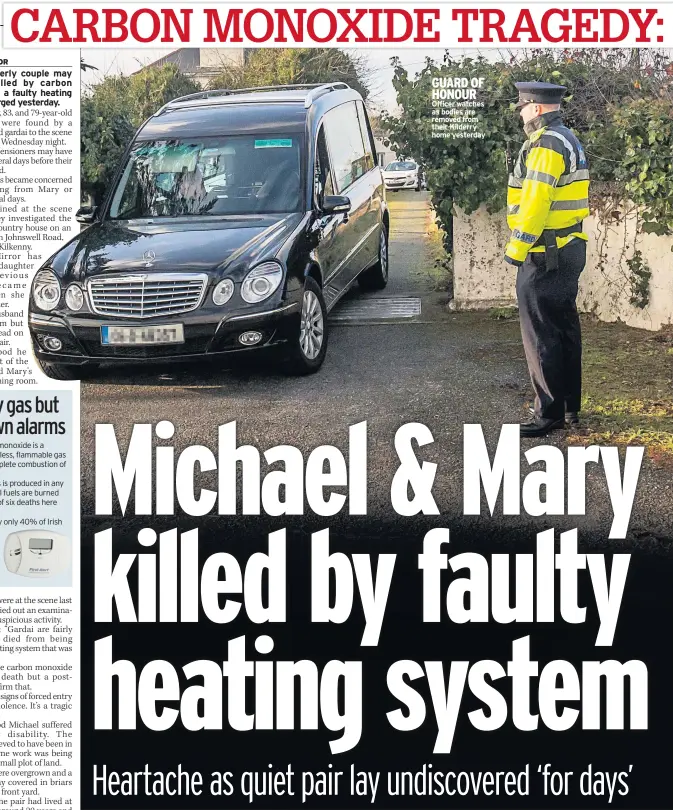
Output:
[81, 64, 200, 199]
[381, 50, 673, 246]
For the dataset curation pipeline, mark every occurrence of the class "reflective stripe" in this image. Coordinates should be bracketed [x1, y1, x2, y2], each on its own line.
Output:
[544, 130, 577, 172]
[557, 169, 590, 186]
[550, 198, 589, 211]
[526, 169, 557, 186]
[511, 171, 588, 189]
[528, 232, 587, 252]
[508, 204, 519, 214]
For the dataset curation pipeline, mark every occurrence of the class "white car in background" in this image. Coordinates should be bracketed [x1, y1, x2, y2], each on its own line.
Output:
[383, 160, 420, 192]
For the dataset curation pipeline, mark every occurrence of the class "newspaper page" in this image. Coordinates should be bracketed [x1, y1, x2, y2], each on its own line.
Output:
[0, 36, 80, 810]
[0, 3, 672, 809]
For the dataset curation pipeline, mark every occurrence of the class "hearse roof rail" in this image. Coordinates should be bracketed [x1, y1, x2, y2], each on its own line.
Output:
[155, 82, 351, 115]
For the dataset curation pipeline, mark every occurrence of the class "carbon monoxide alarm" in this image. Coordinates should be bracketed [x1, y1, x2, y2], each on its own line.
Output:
[4, 530, 70, 578]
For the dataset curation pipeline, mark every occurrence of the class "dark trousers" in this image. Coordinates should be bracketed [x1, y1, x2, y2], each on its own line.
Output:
[516, 238, 586, 421]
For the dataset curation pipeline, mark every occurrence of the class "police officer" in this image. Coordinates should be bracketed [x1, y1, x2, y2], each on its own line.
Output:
[505, 82, 590, 437]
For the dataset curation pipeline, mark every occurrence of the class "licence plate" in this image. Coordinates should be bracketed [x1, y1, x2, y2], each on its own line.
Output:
[101, 324, 185, 345]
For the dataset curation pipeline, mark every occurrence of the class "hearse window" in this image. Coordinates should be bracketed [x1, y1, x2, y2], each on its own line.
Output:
[322, 102, 369, 193]
[356, 101, 375, 173]
[315, 126, 335, 203]
[108, 135, 303, 219]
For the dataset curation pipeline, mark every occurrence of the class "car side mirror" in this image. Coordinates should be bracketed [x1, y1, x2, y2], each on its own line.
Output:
[321, 195, 351, 215]
[75, 206, 97, 224]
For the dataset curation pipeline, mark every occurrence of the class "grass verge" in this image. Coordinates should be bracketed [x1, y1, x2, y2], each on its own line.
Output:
[568, 319, 673, 462]
[423, 215, 453, 295]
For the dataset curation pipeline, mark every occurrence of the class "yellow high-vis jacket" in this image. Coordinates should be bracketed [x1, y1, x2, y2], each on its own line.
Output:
[505, 111, 590, 266]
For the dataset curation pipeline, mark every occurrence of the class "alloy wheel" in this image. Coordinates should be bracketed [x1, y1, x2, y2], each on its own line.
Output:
[299, 290, 324, 360]
[380, 230, 388, 280]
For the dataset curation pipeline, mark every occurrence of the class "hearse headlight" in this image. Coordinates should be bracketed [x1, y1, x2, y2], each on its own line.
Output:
[32, 269, 61, 312]
[212, 278, 235, 306]
[241, 262, 283, 304]
[65, 284, 84, 311]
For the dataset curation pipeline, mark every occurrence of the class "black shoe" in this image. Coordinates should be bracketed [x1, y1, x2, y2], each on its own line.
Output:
[527, 405, 580, 425]
[520, 417, 565, 437]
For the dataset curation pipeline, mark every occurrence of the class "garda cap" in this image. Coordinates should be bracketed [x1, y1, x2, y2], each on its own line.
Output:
[514, 81, 567, 109]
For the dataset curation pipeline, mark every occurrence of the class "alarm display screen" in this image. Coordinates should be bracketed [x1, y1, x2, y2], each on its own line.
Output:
[29, 538, 53, 550]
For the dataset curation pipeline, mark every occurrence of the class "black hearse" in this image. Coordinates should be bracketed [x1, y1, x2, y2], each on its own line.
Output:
[29, 83, 389, 378]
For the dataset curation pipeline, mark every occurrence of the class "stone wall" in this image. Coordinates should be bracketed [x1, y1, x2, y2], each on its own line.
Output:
[452, 206, 673, 331]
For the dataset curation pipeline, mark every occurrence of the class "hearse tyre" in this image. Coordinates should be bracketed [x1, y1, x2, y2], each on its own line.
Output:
[358, 224, 389, 291]
[36, 358, 80, 381]
[284, 276, 328, 375]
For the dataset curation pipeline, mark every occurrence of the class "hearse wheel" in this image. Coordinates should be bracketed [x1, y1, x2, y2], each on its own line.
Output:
[284, 276, 328, 375]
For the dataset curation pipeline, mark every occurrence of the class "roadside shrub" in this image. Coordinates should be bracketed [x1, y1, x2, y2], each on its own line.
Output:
[80, 65, 200, 200]
[613, 97, 673, 236]
[381, 50, 673, 245]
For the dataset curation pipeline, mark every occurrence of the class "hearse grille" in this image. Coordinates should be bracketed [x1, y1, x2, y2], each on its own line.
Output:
[88, 273, 208, 319]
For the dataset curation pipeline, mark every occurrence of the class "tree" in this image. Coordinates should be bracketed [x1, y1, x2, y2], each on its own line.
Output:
[126, 64, 200, 126]
[80, 76, 135, 201]
[381, 50, 673, 247]
[208, 48, 373, 101]
[80, 64, 200, 201]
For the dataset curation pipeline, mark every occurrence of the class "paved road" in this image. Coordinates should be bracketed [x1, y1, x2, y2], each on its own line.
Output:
[81, 192, 673, 543]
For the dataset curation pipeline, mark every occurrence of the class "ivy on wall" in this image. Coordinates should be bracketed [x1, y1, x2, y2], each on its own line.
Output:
[613, 98, 673, 237]
[381, 49, 673, 288]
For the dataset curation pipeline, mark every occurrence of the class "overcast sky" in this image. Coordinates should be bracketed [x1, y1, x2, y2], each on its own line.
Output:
[81, 48, 478, 111]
